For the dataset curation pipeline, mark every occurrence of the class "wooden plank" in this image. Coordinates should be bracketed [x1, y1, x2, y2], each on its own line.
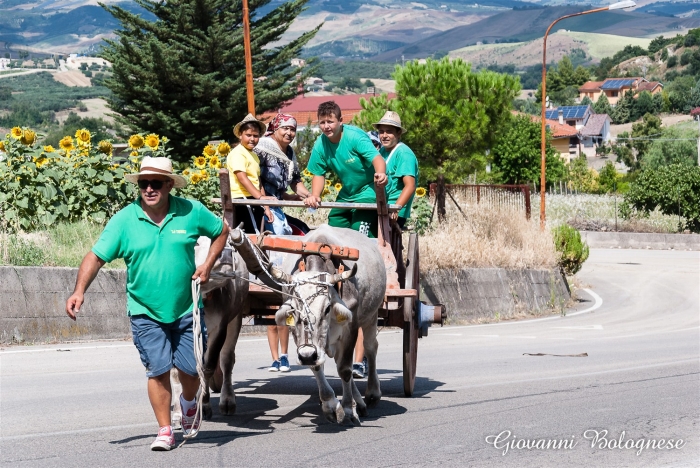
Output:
[248, 235, 360, 260]
[385, 289, 418, 299]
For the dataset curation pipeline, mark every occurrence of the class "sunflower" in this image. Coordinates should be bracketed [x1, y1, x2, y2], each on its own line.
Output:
[415, 187, 427, 198]
[21, 129, 36, 146]
[75, 129, 91, 147]
[303, 169, 312, 177]
[0, 141, 5, 152]
[128, 134, 145, 149]
[43, 145, 55, 153]
[203, 145, 216, 157]
[183, 168, 191, 176]
[11, 127, 22, 139]
[199, 169, 209, 179]
[59, 136, 75, 152]
[97, 140, 113, 156]
[145, 133, 160, 150]
[193, 156, 207, 169]
[161, 136, 169, 144]
[322, 188, 330, 196]
[35, 156, 48, 168]
[325, 179, 331, 187]
[190, 173, 202, 184]
[209, 155, 221, 169]
[334, 183, 342, 191]
[216, 142, 231, 156]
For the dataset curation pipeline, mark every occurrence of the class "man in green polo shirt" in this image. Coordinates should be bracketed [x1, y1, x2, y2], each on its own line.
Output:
[374, 110, 419, 228]
[65, 156, 228, 451]
[303, 100, 388, 237]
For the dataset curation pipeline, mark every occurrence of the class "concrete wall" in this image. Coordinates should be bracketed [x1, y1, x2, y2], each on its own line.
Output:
[422, 268, 569, 324]
[0, 265, 570, 344]
[581, 231, 700, 251]
[0, 267, 129, 344]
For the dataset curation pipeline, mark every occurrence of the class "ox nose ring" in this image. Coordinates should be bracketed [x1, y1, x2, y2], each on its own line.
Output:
[297, 344, 318, 365]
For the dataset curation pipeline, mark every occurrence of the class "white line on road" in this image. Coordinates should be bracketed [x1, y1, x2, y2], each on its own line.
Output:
[0, 338, 269, 354]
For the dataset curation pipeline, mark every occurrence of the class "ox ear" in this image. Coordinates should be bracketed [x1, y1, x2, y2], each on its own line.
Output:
[275, 303, 294, 326]
[329, 287, 352, 324]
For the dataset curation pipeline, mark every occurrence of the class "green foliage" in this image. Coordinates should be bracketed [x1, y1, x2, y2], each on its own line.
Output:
[580, 96, 593, 106]
[293, 122, 317, 170]
[536, 55, 589, 106]
[552, 224, 589, 276]
[612, 90, 635, 124]
[42, 113, 115, 147]
[643, 126, 698, 170]
[567, 154, 598, 193]
[174, 142, 231, 212]
[490, 114, 564, 185]
[0, 235, 47, 266]
[0, 128, 133, 231]
[622, 164, 700, 232]
[316, 61, 396, 80]
[352, 93, 398, 131]
[593, 45, 648, 80]
[596, 161, 619, 194]
[667, 55, 677, 68]
[593, 93, 612, 115]
[407, 193, 432, 235]
[354, 58, 519, 185]
[101, 0, 320, 160]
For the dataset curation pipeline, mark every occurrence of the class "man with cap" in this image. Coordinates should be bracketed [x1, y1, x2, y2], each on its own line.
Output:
[374, 111, 418, 228]
[65, 156, 229, 451]
[304, 100, 388, 237]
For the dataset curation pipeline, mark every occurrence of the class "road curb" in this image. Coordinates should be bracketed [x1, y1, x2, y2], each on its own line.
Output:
[581, 231, 700, 251]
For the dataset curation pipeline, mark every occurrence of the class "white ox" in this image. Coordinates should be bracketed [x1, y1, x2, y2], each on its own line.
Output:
[270, 225, 386, 424]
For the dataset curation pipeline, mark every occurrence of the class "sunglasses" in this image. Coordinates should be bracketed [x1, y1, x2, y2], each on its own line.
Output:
[137, 179, 166, 190]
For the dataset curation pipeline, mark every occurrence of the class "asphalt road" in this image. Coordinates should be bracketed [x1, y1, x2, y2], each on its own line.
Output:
[1, 249, 698, 467]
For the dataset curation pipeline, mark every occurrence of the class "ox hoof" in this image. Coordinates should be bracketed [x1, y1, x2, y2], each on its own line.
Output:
[356, 403, 368, 417]
[202, 404, 213, 420]
[219, 400, 237, 416]
[365, 393, 381, 408]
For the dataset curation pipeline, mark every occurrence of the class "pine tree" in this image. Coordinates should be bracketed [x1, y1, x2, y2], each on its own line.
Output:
[612, 91, 635, 124]
[593, 93, 612, 116]
[101, 0, 320, 160]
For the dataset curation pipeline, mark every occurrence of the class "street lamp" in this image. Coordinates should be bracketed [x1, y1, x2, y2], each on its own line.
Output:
[539, 0, 636, 229]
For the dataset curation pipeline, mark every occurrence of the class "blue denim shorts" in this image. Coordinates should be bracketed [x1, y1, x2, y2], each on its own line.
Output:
[130, 312, 207, 378]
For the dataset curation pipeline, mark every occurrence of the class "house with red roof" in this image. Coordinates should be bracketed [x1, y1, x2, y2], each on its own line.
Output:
[259, 93, 396, 128]
[578, 78, 663, 105]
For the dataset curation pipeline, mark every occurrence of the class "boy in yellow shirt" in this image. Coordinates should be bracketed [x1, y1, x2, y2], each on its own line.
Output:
[226, 113, 273, 233]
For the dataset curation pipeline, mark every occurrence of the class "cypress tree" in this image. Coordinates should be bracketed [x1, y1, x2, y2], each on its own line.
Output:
[100, 0, 320, 160]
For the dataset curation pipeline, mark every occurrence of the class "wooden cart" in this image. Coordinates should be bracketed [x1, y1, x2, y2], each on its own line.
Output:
[216, 169, 445, 396]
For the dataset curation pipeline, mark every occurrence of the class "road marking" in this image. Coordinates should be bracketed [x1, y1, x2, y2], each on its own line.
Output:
[552, 325, 603, 330]
[0, 337, 269, 354]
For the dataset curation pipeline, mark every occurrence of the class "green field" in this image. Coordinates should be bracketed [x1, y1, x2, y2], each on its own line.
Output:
[556, 31, 652, 60]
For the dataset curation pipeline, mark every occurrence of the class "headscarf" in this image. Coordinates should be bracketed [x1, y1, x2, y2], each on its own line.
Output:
[367, 130, 381, 149]
[265, 113, 297, 137]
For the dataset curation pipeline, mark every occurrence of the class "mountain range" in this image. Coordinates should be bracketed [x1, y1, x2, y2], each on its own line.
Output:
[1, 0, 699, 60]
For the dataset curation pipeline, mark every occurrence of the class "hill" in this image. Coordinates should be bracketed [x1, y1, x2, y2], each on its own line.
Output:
[449, 31, 654, 69]
[372, 6, 700, 62]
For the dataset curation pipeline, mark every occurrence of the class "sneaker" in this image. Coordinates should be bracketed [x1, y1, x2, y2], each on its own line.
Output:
[352, 363, 365, 379]
[180, 403, 199, 435]
[279, 355, 291, 372]
[268, 360, 281, 372]
[362, 356, 368, 376]
[150, 426, 175, 451]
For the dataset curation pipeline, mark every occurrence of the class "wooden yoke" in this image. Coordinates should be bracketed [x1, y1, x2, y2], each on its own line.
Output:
[219, 168, 235, 228]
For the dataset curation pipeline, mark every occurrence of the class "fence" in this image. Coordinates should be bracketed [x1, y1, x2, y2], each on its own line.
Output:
[428, 183, 531, 220]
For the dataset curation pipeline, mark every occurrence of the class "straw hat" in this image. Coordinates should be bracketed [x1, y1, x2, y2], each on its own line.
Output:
[233, 113, 266, 138]
[373, 111, 406, 134]
[124, 156, 188, 189]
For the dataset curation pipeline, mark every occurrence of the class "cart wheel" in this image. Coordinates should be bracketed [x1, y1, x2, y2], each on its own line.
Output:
[403, 232, 419, 397]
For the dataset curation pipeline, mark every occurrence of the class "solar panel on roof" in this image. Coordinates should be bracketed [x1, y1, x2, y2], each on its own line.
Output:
[545, 106, 589, 120]
[600, 78, 636, 90]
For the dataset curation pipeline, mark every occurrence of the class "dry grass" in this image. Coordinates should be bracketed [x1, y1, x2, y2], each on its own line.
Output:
[419, 206, 557, 271]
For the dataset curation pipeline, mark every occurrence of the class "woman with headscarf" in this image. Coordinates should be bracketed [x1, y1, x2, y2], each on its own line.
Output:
[254, 113, 312, 237]
[254, 113, 312, 372]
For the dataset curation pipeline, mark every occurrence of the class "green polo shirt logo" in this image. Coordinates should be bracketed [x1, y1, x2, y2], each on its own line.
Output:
[171, 229, 187, 234]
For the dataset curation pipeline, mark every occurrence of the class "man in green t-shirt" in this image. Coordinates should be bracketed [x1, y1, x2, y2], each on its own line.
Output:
[374, 111, 419, 229]
[304, 100, 388, 237]
[65, 157, 229, 451]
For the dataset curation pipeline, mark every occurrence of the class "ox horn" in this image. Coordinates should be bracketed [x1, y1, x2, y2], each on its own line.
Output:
[270, 266, 294, 284]
[328, 263, 357, 284]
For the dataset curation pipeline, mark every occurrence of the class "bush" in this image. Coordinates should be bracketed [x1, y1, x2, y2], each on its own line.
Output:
[680, 50, 692, 66]
[667, 55, 677, 68]
[622, 164, 700, 232]
[0, 235, 47, 266]
[552, 224, 589, 275]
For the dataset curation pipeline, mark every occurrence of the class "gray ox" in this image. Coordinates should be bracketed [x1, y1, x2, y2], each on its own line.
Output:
[171, 236, 248, 426]
[271, 225, 386, 424]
